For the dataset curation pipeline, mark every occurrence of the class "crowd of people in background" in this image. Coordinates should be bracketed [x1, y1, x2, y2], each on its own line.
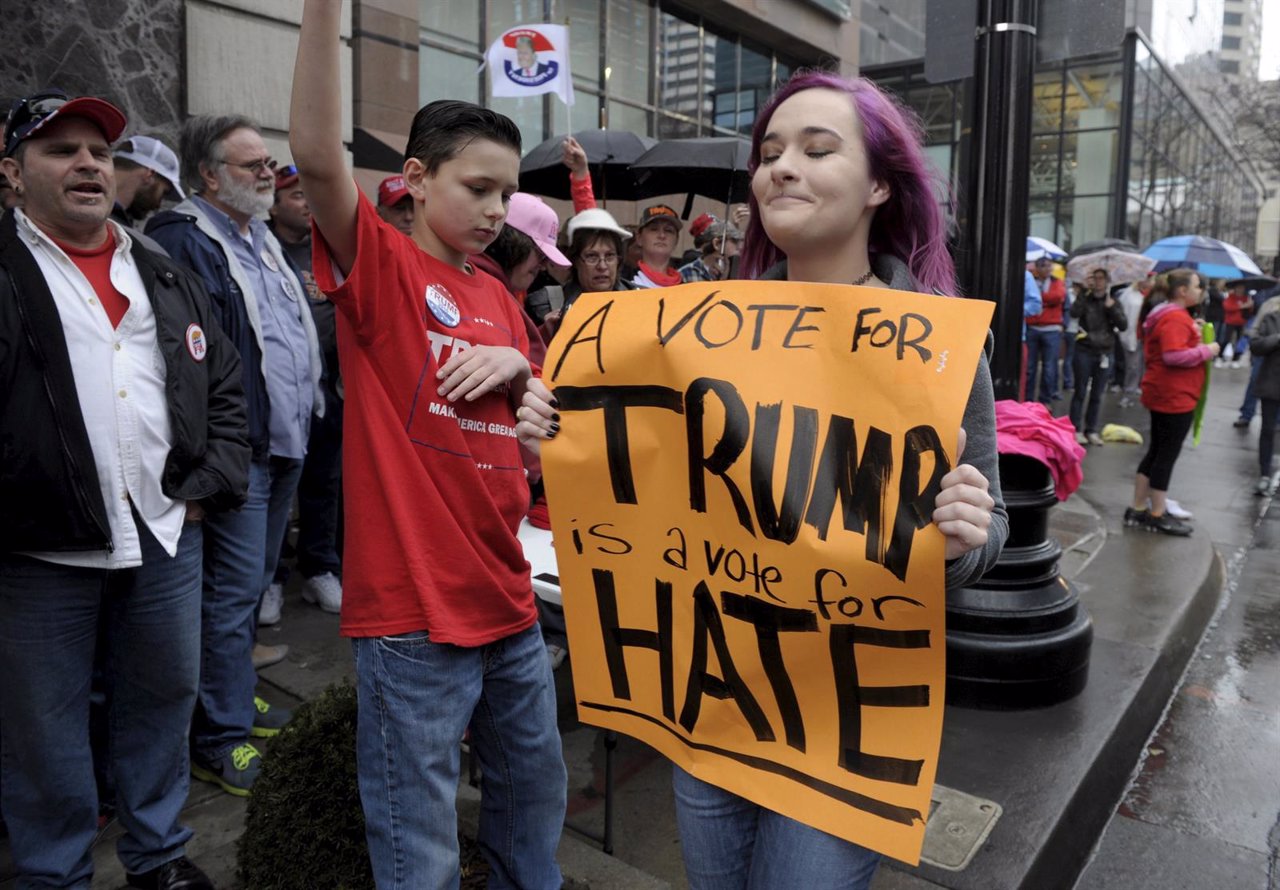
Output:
[1023, 252, 1280, 537]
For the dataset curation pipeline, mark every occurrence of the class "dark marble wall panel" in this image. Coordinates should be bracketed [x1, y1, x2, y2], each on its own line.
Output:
[0, 0, 184, 143]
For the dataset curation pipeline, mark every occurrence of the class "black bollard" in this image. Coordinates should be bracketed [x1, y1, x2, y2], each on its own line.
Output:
[946, 453, 1093, 708]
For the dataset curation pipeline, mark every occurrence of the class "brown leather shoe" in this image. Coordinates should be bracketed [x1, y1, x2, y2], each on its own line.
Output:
[252, 642, 289, 670]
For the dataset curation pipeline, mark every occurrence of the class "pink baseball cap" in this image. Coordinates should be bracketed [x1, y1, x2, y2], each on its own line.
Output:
[505, 193, 569, 267]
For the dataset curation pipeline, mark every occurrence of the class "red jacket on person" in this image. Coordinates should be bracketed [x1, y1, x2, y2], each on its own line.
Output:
[1140, 303, 1213, 414]
[1025, 276, 1066, 326]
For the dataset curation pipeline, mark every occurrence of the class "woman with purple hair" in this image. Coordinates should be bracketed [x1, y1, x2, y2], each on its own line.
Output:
[672, 70, 1009, 889]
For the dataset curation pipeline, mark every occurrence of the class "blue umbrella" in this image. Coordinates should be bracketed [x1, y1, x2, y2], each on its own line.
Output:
[1142, 235, 1262, 279]
[1026, 236, 1067, 262]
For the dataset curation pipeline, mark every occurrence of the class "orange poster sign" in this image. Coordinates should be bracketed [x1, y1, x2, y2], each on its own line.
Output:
[539, 280, 994, 864]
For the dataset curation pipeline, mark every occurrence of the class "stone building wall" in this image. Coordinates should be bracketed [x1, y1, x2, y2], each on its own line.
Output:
[0, 0, 185, 143]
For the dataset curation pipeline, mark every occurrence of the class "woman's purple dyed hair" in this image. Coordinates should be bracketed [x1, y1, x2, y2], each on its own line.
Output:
[740, 70, 958, 295]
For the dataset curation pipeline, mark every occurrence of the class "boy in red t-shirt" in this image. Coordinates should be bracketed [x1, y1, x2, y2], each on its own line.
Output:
[292, 3, 565, 885]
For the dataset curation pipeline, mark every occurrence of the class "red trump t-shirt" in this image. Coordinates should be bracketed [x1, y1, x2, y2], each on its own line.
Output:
[312, 190, 536, 644]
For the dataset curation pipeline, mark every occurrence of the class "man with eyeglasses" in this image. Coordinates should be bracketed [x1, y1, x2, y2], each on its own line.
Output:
[0, 89, 249, 890]
[148, 115, 325, 797]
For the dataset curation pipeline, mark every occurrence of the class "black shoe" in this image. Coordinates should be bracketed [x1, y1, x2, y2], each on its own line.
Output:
[1123, 507, 1149, 527]
[126, 856, 214, 890]
[1144, 512, 1192, 537]
[1233, 417, 1251, 428]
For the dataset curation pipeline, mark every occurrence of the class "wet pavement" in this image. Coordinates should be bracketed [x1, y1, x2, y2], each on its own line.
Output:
[1077, 437, 1280, 890]
[2, 367, 1276, 890]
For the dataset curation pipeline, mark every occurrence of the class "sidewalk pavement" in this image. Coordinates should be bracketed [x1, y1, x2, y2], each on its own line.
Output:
[3, 367, 1263, 890]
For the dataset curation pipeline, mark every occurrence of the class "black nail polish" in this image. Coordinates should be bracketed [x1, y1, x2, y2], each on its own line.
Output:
[549, 397, 561, 409]
[551, 412, 561, 422]
[549, 422, 561, 432]
[547, 430, 557, 439]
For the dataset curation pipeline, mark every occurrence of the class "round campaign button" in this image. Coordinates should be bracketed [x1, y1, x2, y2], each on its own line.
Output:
[185, 323, 207, 362]
[260, 249, 280, 273]
[425, 284, 461, 328]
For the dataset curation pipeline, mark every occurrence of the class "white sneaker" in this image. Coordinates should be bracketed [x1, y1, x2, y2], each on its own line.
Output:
[1075, 430, 1088, 446]
[1164, 498, 1193, 520]
[1257, 476, 1273, 496]
[1213, 358, 1225, 369]
[546, 643, 568, 670]
[1230, 360, 1242, 369]
[301, 572, 342, 613]
[258, 582, 284, 626]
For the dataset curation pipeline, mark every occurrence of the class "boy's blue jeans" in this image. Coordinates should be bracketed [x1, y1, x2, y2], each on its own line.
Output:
[673, 766, 881, 889]
[353, 621, 566, 889]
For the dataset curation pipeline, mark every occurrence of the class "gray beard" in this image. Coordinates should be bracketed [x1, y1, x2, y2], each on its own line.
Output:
[216, 168, 273, 218]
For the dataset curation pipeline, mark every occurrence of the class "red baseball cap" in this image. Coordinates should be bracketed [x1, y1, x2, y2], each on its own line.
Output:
[378, 175, 410, 207]
[4, 90, 126, 157]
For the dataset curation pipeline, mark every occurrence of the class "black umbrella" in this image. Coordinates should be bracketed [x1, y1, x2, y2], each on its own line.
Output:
[630, 137, 753, 204]
[1224, 275, 1277, 291]
[519, 130, 656, 202]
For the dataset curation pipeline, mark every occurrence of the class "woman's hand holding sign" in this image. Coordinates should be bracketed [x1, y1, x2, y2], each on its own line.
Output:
[515, 379, 560, 453]
[933, 427, 996, 560]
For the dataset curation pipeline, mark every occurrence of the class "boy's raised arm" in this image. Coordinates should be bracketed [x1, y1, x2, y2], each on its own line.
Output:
[291, 0, 359, 275]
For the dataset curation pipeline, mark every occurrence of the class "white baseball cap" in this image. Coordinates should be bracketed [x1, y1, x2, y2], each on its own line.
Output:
[114, 135, 185, 200]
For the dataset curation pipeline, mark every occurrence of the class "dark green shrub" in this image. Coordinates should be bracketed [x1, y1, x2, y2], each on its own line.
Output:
[236, 682, 373, 889]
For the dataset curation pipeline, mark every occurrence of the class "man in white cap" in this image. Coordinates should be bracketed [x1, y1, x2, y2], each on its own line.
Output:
[113, 134, 184, 230]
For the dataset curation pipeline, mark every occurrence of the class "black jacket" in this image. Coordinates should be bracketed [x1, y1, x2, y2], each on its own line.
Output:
[1070, 290, 1127, 352]
[0, 211, 250, 554]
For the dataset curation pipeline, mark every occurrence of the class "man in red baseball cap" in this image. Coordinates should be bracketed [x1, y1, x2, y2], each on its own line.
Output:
[376, 173, 414, 236]
[0, 89, 247, 890]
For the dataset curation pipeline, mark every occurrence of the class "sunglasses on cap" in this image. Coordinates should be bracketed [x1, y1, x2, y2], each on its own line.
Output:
[4, 89, 127, 157]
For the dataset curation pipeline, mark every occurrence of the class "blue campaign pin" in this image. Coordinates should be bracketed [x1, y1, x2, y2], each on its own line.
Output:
[425, 284, 461, 328]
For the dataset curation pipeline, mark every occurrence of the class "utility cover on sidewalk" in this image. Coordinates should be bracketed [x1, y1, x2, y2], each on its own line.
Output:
[919, 784, 1002, 871]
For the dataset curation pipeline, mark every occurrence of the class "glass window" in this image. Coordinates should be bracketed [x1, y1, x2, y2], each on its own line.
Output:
[1032, 68, 1064, 134]
[607, 0, 652, 105]
[1029, 134, 1061, 199]
[553, 0, 602, 88]
[737, 40, 772, 135]
[1061, 64, 1122, 130]
[1220, 60, 1240, 74]
[608, 101, 651, 136]
[420, 1, 479, 51]
[657, 111, 699, 139]
[1221, 35, 1241, 50]
[552, 90, 602, 134]
[420, 46, 481, 106]
[490, 95, 545, 150]
[657, 11, 702, 123]
[1224, 11, 1243, 25]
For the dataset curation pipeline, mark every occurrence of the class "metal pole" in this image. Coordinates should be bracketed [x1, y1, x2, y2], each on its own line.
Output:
[964, 0, 1038, 401]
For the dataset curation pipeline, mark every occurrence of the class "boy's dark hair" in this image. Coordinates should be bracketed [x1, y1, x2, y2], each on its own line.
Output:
[405, 100, 522, 175]
[483, 224, 536, 275]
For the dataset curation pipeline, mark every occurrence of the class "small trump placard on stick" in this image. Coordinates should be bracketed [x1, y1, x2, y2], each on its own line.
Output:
[485, 24, 575, 107]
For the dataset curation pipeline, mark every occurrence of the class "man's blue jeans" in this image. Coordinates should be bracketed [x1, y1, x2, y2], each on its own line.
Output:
[1070, 347, 1109, 434]
[1239, 354, 1264, 420]
[194, 456, 302, 761]
[352, 622, 565, 890]
[1025, 327, 1061, 404]
[0, 521, 202, 886]
[673, 767, 882, 889]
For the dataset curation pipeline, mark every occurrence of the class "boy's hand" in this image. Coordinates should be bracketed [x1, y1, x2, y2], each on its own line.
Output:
[562, 136, 589, 179]
[437, 346, 530, 402]
[515, 379, 560, 454]
[933, 428, 996, 561]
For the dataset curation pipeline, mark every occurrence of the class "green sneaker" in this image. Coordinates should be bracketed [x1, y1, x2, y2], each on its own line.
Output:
[251, 696, 292, 739]
[191, 742, 261, 797]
